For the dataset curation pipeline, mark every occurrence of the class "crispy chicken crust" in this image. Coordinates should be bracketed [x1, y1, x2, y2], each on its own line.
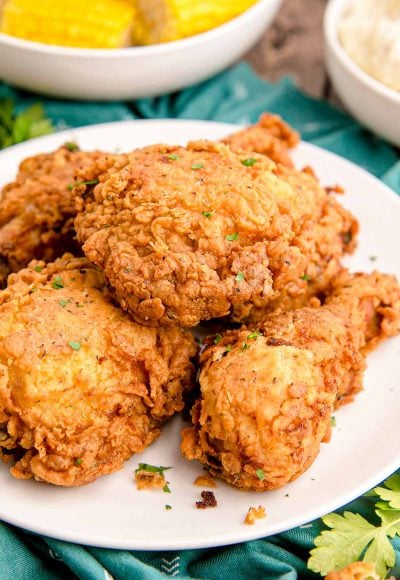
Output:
[222, 113, 299, 167]
[325, 561, 380, 580]
[75, 140, 357, 327]
[181, 272, 400, 491]
[0, 255, 196, 486]
[0, 146, 114, 286]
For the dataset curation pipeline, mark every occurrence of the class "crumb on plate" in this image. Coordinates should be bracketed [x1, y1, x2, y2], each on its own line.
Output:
[244, 505, 266, 525]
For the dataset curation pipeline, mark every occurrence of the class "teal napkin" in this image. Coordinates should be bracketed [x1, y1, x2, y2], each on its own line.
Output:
[0, 62, 399, 580]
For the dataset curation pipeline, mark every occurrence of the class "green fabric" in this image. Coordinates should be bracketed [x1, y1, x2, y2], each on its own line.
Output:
[0, 62, 399, 579]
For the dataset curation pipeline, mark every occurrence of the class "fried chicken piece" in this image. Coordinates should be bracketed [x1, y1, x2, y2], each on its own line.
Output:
[0, 255, 196, 486]
[325, 562, 380, 580]
[232, 165, 358, 322]
[0, 145, 119, 287]
[75, 140, 356, 327]
[181, 272, 400, 491]
[222, 112, 299, 167]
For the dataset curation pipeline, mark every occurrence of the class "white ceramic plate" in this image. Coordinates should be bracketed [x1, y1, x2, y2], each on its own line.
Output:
[0, 119, 399, 550]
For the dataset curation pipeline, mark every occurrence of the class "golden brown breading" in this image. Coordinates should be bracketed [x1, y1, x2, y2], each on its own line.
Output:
[0, 255, 196, 486]
[222, 112, 299, 167]
[232, 165, 358, 323]
[181, 272, 400, 491]
[325, 561, 380, 580]
[0, 146, 119, 286]
[75, 140, 356, 327]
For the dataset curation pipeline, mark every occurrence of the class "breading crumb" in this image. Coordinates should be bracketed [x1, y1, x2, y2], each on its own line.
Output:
[196, 490, 217, 509]
[135, 470, 166, 490]
[194, 475, 217, 488]
[244, 505, 266, 525]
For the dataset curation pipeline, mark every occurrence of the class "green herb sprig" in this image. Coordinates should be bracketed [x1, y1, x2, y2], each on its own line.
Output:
[0, 99, 54, 150]
[308, 474, 400, 578]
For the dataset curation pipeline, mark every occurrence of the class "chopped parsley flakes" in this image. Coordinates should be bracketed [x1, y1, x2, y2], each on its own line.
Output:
[67, 178, 99, 191]
[214, 334, 222, 344]
[75, 458, 83, 466]
[247, 330, 262, 340]
[135, 463, 171, 475]
[52, 275, 64, 289]
[235, 271, 244, 283]
[64, 142, 79, 152]
[191, 163, 204, 170]
[202, 211, 213, 218]
[255, 469, 265, 481]
[300, 274, 311, 281]
[225, 232, 239, 242]
[241, 342, 249, 351]
[241, 158, 258, 167]
[33, 265, 43, 273]
[165, 504, 172, 510]
[331, 416, 336, 427]
[58, 299, 70, 308]
[168, 154, 179, 160]
[68, 341, 81, 351]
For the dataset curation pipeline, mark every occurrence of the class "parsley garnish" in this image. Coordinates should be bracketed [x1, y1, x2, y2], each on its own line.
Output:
[163, 483, 171, 493]
[300, 274, 311, 281]
[225, 345, 233, 353]
[165, 504, 172, 510]
[52, 275, 64, 289]
[75, 458, 83, 466]
[191, 163, 204, 170]
[67, 179, 99, 191]
[202, 211, 213, 218]
[247, 330, 262, 340]
[241, 342, 249, 351]
[58, 299, 70, 308]
[255, 469, 265, 481]
[308, 474, 400, 578]
[241, 158, 257, 167]
[235, 271, 244, 283]
[331, 416, 336, 427]
[0, 99, 54, 150]
[64, 142, 79, 152]
[168, 154, 179, 160]
[225, 232, 239, 242]
[68, 341, 81, 351]
[214, 334, 222, 344]
[135, 463, 172, 475]
[34, 265, 43, 273]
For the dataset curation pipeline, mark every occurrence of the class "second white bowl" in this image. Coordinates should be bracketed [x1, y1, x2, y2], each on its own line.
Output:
[324, 0, 400, 147]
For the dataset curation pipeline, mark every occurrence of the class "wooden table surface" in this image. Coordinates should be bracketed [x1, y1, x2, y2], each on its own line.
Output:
[245, 0, 336, 103]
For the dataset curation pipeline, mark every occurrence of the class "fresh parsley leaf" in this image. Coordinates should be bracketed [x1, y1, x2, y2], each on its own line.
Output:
[225, 232, 239, 242]
[0, 99, 54, 150]
[255, 469, 265, 481]
[67, 179, 99, 191]
[52, 275, 64, 289]
[374, 474, 400, 509]
[191, 163, 204, 170]
[64, 142, 79, 152]
[135, 463, 171, 475]
[241, 158, 257, 167]
[247, 330, 262, 340]
[68, 341, 81, 351]
[214, 334, 223, 344]
[308, 495, 400, 578]
[235, 271, 244, 283]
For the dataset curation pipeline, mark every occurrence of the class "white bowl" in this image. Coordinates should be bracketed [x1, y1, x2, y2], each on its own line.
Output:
[324, 0, 400, 146]
[0, 0, 282, 101]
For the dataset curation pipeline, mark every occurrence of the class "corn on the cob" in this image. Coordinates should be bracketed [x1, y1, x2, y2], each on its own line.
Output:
[0, 0, 136, 48]
[133, 0, 259, 45]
